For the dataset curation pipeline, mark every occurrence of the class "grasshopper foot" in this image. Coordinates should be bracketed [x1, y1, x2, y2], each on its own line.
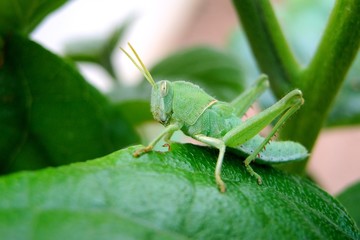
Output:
[133, 146, 153, 157]
[215, 174, 227, 193]
[162, 143, 171, 151]
[256, 175, 263, 185]
[245, 162, 263, 185]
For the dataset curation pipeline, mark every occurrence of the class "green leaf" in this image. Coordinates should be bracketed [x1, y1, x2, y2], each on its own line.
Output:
[0, 34, 139, 173]
[0, 0, 68, 35]
[0, 54, 27, 171]
[150, 46, 245, 102]
[114, 100, 153, 126]
[3, 134, 51, 172]
[0, 210, 187, 240]
[111, 46, 246, 103]
[0, 143, 358, 239]
[337, 181, 360, 228]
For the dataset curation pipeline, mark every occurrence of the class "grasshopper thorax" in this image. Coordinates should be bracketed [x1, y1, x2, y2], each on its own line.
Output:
[151, 80, 174, 126]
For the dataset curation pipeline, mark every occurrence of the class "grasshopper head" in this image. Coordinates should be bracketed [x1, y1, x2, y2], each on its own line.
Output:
[120, 43, 173, 125]
[151, 80, 173, 125]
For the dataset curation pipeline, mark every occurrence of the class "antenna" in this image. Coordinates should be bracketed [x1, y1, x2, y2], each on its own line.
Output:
[120, 43, 156, 87]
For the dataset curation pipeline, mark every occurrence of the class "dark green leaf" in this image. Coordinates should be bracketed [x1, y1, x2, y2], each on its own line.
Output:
[4, 134, 51, 172]
[107, 103, 140, 150]
[0, 34, 139, 173]
[150, 46, 245, 102]
[337, 181, 360, 228]
[0, 0, 68, 35]
[0, 143, 358, 239]
[0, 56, 27, 171]
[114, 100, 153, 126]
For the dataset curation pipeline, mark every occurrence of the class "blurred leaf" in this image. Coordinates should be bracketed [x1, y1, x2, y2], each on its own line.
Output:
[0, 143, 358, 239]
[4, 134, 51, 172]
[337, 181, 360, 228]
[107, 103, 140, 150]
[110, 46, 246, 104]
[228, 30, 260, 84]
[108, 82, 151, 102]
[0, 0, 68, 35]
[150, 46, 245, 102]
[0, 33, 139, 174]
[228, 31, 275, 109]
[64, 19, 132, 79]
[0, 55, 27, 171]
[115, 100, 153, 126]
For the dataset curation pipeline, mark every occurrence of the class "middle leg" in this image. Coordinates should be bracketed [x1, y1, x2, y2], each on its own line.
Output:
[193, 134, 227, 192]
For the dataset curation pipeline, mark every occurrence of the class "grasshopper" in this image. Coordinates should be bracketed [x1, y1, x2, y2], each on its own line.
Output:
[121, 43, 308, 192]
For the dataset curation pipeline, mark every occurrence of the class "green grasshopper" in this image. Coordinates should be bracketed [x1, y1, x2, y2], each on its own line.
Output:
[121, 43, 308, 192]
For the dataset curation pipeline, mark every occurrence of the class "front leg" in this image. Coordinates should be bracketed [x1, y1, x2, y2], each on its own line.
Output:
[133, 123, 181, 157]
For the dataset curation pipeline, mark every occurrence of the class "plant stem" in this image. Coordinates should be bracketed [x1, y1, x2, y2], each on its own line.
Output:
[280, 0, 360, 172]
[233, 0, 360, 174]
[232, 0, 300, 97]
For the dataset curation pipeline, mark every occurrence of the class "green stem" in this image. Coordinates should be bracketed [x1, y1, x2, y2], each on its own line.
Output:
[281, 0, 360, 172]
[232, 0, 300, 97]
[233, 0, 360, 174]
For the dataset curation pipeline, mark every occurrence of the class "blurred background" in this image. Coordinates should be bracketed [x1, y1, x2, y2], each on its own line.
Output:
[31, 0, 359, 195]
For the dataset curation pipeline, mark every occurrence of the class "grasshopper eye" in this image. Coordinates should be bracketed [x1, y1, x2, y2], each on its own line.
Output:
[160, 81, 168, 97]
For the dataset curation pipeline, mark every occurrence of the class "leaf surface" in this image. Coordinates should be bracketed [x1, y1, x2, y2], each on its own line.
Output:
[0, 144, 358, 239]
